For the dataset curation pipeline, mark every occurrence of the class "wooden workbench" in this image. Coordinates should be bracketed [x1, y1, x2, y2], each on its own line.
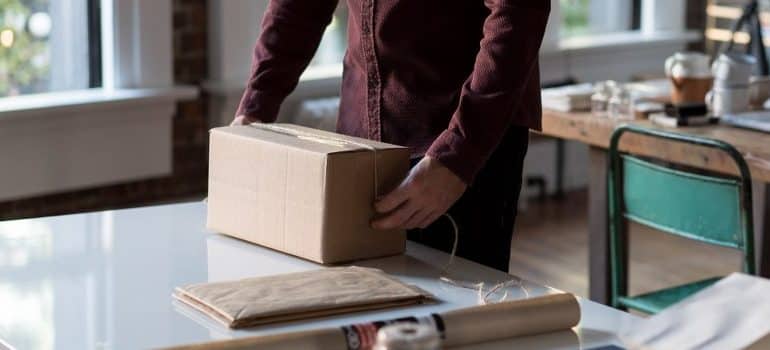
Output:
[538, 109, 770, 305]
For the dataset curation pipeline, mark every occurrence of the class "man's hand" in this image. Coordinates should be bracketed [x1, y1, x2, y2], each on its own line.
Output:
[372, 156, 467, 230]
[231, 115, 258, 126]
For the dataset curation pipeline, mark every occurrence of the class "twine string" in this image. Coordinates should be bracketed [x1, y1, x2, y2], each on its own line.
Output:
[438, 214, 530, 305]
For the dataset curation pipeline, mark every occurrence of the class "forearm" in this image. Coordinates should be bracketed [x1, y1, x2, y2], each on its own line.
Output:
[237, 0, 339, 122]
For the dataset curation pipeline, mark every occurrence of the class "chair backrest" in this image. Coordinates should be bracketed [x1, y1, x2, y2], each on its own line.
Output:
[608, 125, 755, 275]
[622, 155, 745, 248]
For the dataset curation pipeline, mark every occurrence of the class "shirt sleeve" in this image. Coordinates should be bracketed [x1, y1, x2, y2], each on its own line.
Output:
[236, 0, 339, 122]
[426, 1, 550, 184]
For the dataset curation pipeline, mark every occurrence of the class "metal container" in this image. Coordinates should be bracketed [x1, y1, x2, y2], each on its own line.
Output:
[373, 323, 441, 350]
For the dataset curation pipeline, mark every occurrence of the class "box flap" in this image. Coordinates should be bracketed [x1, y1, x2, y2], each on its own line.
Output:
[211, 124, 406, 155]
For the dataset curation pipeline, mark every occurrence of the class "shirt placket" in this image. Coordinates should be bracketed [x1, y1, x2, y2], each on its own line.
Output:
[361, 0, 382, 141]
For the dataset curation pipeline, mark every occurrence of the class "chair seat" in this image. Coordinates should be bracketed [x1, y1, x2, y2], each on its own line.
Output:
[617, 276, 723, 314]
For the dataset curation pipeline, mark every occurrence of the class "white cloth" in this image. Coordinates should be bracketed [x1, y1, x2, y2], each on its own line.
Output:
[622, 273, 770, 350]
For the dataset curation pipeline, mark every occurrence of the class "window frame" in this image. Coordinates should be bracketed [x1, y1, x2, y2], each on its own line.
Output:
[100, 0, 173, 90]
[87, 0, 103, 88]
[559, 0, 635, 39]
[544, 0, 687, 51]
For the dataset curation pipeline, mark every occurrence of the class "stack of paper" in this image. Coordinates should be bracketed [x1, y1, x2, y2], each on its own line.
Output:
[721, 110, 770, 133]
[650, 113, 714, 127]
[541, 83, 594, 112]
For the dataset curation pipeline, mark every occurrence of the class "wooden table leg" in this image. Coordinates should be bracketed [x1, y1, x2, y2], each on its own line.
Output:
[754, 181, 770, 276]
[588, 146, 611, 304]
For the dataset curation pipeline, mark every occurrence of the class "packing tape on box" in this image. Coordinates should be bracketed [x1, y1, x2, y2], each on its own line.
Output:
[163, 293, 580, 350]
[250, 124, 383, 196]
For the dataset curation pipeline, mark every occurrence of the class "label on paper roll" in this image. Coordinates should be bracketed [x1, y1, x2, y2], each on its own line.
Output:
[341, 315, 445, 350]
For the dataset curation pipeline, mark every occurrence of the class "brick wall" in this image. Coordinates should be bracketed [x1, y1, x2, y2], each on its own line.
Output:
[0, 0, 210, 220]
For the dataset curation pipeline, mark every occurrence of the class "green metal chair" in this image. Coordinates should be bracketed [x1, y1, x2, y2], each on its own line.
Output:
[608, 125, 756, 314]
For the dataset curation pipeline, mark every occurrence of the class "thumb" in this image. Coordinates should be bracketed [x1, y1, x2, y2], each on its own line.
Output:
[231, 115, 259, 126]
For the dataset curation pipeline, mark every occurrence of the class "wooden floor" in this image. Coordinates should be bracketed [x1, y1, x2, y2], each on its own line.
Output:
[509, 190, 743, 298]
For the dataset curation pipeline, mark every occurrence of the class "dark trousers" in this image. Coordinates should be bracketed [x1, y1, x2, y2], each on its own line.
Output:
[408, 126, 529, 272]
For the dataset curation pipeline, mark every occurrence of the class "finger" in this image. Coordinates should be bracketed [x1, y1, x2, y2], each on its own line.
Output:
[418, 210, 442, 229]
[403, 209, 430, 230]
[372, 200, 420, 230]
[374, 182, 412, 213]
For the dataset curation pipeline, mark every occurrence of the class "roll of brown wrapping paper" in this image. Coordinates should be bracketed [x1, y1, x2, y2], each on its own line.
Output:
[441, 293, 580, 347]
[163, 293, 581, 350]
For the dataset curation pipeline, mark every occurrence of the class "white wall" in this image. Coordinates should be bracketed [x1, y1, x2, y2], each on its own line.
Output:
[207, 0, 265, 86]
[0, 95, 174, 201]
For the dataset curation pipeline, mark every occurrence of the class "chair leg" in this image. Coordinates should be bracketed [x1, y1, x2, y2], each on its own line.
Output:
[554, 139, 565, 199]
[588, 147, 611, 304]
[754, 181, 770, 276]
[526, 176, 547, 200]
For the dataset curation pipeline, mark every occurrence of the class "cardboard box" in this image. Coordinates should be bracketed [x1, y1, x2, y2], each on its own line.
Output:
[207, 124, 409, 264]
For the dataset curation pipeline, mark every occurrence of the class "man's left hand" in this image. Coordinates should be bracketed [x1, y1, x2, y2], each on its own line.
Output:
[371, 156, 467, 230]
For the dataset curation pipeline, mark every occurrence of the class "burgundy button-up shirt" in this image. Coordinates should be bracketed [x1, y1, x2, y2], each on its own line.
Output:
[237, 0, 550, 183]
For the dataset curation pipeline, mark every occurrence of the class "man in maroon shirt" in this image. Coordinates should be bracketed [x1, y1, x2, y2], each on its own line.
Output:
[233, 0, 550, 272]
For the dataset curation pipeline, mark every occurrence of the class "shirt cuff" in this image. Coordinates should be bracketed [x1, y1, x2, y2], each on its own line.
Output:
[426, 128, 486, 185]
[236, 89, 283, 123]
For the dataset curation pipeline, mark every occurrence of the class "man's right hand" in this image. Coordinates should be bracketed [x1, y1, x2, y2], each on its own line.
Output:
[230, 115, 259, 126]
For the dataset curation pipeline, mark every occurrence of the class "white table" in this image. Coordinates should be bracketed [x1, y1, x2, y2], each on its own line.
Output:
[0, 202, 637, 349]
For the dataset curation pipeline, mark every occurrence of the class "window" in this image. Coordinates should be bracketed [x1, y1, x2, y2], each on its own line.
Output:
[0, 0, 101, 97]
[309, 3, 348, 68]
[560, 0, 637, 38]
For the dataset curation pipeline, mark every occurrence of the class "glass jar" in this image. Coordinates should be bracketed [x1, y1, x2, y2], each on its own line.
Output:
[608, 85, 634, 120]
[591, 80, 616, 117]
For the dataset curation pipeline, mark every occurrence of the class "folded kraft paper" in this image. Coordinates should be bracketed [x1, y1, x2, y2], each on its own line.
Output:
[207, 123, 410, 264]
[173, 267, 433, 329]
[165, 293, 581, 350]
